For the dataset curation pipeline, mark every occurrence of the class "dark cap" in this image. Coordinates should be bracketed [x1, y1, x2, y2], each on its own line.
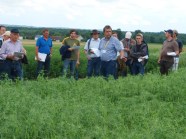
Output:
[91, 29, 100, 35]
[11, 28, 19, 33]
[164, 29, 173, 35]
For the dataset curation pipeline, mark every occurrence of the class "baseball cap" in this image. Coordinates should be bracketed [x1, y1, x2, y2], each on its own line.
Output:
[11, 28, 19, 33]
[91, 29, 100, 35]
[2, 31, 11, 36]
[164, 29, 173, 35]
[125, 31, 132, 39]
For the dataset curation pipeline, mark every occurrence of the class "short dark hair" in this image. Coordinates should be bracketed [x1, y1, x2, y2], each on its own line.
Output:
[42, 29, 49, 33]
[103, 25, 112, 32]
[0, 25, 6, 30]
[69, 29, 77, 34]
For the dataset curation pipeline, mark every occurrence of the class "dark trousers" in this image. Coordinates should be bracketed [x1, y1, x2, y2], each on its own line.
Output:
[125, 59, 133, 74]
[5, 60, 23, 80]
[36, 55, 51, 77]
[0, 60, 6, 79]
[159, 60, 173, 75]
[101, 60, 117, 79]
[87, 57, 101, 77]
[132, 61, 145, 75]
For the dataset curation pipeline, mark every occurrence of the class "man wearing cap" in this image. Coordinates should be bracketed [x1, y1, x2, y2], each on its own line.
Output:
[0, 28, 25, 80]
[121, 31, 136, 75]
[99, 25, 124, 79]
[84, 29, 101, 77]
[158, 29, 179, 75]
[172, 30, 183, 71]
[36, 29, 53, 77]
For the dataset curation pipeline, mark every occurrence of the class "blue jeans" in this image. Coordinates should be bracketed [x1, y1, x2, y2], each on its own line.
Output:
[87, 57, 101, 77]
[62, 59, 76, 78]
[5, 60, 23, 80]
[36, 55, 51, 77]
[132, 61, 145, 75]
[100, 60, 117, 79]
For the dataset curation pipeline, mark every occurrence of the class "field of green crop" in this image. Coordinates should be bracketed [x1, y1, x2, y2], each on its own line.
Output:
[0, 40, 185, 138]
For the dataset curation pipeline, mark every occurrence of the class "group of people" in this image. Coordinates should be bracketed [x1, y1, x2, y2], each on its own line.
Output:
[0, 25, 183, 80]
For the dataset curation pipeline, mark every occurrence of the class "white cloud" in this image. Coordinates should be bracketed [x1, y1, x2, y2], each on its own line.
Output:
[0, 0, 186, 33]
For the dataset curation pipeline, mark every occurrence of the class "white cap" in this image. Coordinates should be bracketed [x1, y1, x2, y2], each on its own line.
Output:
[125, 31, 132, 39]
[2, 31, 11, 36]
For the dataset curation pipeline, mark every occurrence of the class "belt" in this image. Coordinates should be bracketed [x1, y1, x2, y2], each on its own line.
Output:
[6, 59, 21, 63]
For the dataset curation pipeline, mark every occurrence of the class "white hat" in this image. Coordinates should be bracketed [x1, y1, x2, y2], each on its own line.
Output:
[125, 31, 132, 39]
[2, 31, 11, 36]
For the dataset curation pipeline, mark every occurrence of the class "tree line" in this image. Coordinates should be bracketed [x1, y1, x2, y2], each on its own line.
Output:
[4, 25, 186, 44]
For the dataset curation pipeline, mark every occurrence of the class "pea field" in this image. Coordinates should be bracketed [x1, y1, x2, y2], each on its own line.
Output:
[0, 40, 185, 138]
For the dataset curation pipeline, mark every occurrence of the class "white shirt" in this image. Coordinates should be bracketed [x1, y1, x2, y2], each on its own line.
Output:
[84, 38, 100, 58]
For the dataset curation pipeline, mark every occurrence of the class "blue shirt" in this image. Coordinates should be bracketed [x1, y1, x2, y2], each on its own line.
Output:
[99, 36, 123, 61]
[36, 36, 52, 54]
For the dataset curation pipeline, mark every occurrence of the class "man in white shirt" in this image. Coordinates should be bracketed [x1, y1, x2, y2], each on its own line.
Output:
[84, 29, 101, 77]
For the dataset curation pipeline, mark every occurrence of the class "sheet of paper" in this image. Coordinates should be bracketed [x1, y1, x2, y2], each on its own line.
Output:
[72, 46, 80, 50]
[35, 53, 47, 62]
[167, 52, 176, 56]
[91, 48, 100, 57]
[14, 52, 24, 58]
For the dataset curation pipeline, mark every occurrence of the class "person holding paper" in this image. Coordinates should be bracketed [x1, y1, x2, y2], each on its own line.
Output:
[84, 29, 101, 77]
[158, 29, 179, 75]
[99, 25, 124, 79]
[35, 29, 53, 77]
[130, 33, 148, 75]
[61, 29, 80, 78]
[172, 30, 183, 71]
[0, 28, 26, 80]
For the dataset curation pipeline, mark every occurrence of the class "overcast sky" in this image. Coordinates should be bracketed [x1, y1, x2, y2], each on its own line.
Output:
[1, 0, 186, 33]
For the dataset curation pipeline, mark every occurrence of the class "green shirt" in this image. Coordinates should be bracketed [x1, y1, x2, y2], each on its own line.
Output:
[62, 37, 80, 60]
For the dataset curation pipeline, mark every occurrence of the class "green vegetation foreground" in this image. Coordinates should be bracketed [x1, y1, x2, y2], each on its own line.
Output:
[0, 69, 185, 138]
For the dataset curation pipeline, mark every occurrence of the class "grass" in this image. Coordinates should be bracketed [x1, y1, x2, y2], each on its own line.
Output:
[0, 69, 186, 138]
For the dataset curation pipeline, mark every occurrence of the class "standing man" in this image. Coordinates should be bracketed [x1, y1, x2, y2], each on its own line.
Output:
[172, 30, 183, 71]
[61, 29, 80, 78]
[99, 25, 124, 79]
[131, 33, 148, 75]
[0, 28, 25, 80]
[121, 31, 136, 75]
[84, 29, 101, 77]
[158, 29, 179, 75]
[36, 29, 53, 77]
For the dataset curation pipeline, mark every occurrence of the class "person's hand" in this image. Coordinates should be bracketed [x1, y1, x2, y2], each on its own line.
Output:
[49, 54, 52, 57]
[124, 48, 130, 52]
[157, 59, 160, 64]
[86, 55, 91, 60]
[68, 48, 74, 51]
[36, 56, 41, 61]
[7, 54, 15, 60]
[76, 60, 80, 65]
[120, 56, 127, 62]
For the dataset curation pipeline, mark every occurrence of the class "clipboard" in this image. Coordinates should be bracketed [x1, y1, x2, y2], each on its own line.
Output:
[14, 52, 24, 58]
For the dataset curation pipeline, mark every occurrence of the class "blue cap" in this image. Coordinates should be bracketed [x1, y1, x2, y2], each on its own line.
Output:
[164, 29, 173, 35]
[11, 28, 19, 33]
